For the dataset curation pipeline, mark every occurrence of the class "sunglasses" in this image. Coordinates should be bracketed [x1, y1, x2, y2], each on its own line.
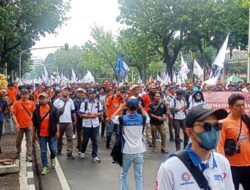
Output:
[196, 122, 222, 131]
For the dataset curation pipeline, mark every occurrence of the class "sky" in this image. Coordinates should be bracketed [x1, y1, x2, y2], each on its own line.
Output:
[31, 0, 120, 59]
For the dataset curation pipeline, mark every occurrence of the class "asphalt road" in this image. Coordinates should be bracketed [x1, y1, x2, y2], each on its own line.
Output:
[57, 136, 176, 190]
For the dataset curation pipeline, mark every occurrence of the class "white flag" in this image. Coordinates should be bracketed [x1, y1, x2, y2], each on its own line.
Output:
[193, 59, 203, 78]
[204, 34, 229, 86]
[123, 61, 129, 71]
[83, 71, 95, 83]
[43, 65, 49, 81]
[71, 68, 77, 82]
[137, 73, 142, 84]
[179, 53, 190, 82]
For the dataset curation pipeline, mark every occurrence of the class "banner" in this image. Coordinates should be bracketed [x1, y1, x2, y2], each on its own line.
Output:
[203, 92, 250, 114]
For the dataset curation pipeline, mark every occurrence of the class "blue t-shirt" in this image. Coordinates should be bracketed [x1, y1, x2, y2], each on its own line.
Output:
[0, 100, 4, 121]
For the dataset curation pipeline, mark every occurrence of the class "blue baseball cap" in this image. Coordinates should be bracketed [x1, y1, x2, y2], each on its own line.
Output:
[88, 88, 96, 94]
[127, 96, 139, 110]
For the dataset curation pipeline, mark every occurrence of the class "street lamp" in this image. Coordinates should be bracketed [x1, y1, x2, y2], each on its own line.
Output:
[19, 44, 69, 79]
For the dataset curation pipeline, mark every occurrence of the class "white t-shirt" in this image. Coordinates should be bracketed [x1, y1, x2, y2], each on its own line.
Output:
[156, 152, 235, 190]
[53, 98, 75, 123]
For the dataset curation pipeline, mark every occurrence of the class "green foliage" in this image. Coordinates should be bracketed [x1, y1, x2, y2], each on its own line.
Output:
[0, 0, 69, 75]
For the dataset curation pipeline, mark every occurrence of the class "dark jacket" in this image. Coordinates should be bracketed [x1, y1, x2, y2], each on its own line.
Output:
[32, 103, 59, 137]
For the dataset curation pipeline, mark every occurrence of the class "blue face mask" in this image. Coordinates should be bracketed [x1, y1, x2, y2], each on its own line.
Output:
[196, 127, 219, 150]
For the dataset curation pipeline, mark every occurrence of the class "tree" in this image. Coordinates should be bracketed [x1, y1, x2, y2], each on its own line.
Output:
[0, 0, 69, 74]
[117, 0, 248, 80]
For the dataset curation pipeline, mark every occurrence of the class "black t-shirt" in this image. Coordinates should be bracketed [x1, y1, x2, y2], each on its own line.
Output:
[149, 101, 167, 125]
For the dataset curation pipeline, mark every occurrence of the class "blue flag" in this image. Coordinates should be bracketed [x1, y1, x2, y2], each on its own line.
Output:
[115, 54, 127, 81]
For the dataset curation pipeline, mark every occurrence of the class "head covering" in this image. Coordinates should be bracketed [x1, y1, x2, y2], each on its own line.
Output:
[126, 96, 139, 111]
[88, 88, 96, 94]
[77, 88, 85, 92]
[38, 93, 48, 98]
[130, 84, 139, 91]
[62, 86, 70, 91]
[20, 88, 29, 94]
[185, 104, 228, 128]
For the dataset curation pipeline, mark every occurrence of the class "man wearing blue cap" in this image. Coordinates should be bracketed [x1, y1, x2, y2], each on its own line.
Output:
[79, 88, 103, 163]
[112, 96, 149, 190]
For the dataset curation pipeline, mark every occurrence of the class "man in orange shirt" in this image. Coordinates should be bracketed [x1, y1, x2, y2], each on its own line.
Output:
[217, 93, 250, 190]
[105, 87, 126, 149]
[33, 93, 60, 175]
[33, 85, 43, 105]
[12, 88, 35, 161]
[6, 83, 17, 104]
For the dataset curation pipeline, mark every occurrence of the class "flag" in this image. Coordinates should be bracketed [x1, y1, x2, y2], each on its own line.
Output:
[137, 73, 142, 83]
[43, 65, 49, 81]
[123, 61, 130, 71]
[204, 34, 229, 86]
[83, 71, 95, 83]
[193, 59, 203, 78]
[115, 54, 128, 81]
[71, 68, 77, 82]
[157, 74, 163, 84]
[179, 53, 190, 82]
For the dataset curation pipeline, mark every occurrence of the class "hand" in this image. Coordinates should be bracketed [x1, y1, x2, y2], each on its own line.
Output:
[15, 123, 20, 132]
[55, 131, 60, 139]
[33, 134, 38, 142]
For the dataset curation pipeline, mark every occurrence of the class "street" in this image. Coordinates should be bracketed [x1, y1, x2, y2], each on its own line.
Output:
[56, 136, 175, 190]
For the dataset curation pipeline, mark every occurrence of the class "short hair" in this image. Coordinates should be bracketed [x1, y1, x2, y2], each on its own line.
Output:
[228, 93, 245, 106]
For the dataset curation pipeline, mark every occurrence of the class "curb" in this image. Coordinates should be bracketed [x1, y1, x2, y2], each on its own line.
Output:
[19, 137, 36, 190]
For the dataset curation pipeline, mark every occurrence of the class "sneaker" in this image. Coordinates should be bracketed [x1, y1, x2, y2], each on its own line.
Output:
[92, 156, 101, 163]
[161, 149, 169, 154]
[79, 153, 85, 159]
[152, 148, 158, 153]
[51, 159, 56, 168]
[26, 156, 33, 162]
[72, 134, 76, 139]
[41, 167, 49, 175]
[67, 154, 75, 160]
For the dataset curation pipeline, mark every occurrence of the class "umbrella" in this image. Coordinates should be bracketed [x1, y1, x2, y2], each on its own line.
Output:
[226, 75, 244, 83]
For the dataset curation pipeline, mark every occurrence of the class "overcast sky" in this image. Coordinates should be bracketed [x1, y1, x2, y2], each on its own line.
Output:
[32, 0, 120, 59]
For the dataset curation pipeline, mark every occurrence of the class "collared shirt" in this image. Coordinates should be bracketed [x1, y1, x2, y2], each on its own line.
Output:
[80, 98, 103, 128]
[170, 98, 186, 120]
[156, 146, 235, 190]
[53, 98, 75, 123]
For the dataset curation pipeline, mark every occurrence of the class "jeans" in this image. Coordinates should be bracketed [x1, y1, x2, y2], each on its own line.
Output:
[0, 120, 3, 141]
[106, 121, 119, 145]
[3, 117, 15, 134]
[120, 153, 144, 190]
[81, 126, 99, 158]
[39, 136, 57, 167]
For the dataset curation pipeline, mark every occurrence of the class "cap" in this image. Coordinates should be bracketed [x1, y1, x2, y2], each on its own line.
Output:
[77, 88, 85, 92]
[169, 85, 176, 90]
[185, 104, 228, 128]
[118, 86, 127, 93]
[149, 84, 157, 89]
[88, 88, 96, 94]
[126, 96, 139, 110]
[130, 84, 139, 91]
[62, 86, 70, 91]
[20, 88, 29, 94]
[38, 93, 48, 98]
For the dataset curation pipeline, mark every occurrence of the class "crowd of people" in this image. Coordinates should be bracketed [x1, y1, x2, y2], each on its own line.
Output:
[0, 79, 249, 190]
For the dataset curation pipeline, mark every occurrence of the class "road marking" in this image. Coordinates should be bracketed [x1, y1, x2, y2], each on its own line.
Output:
[55, 158, 71, 190]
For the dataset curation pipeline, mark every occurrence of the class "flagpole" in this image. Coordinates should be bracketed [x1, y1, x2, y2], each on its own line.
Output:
[247, 7, 250, 82]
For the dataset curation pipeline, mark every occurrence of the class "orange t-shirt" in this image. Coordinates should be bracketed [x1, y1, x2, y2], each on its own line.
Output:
[13, 100, 35, 128]
[33, 91, 40, 104]
[217, 115, 250, 167]
[105, 95, 124, 119]
[39, 105, 50, 137]
[7, 88, 17, 103]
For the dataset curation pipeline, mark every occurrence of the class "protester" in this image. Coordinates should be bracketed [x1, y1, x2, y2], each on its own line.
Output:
[79, 88, 103, 163]
[53, 86, 77, 159]
[217, 93, 250, 190]
[170, 89, 189, 151]
[156, 104, 234, 190]
[188, 90, 205, 110]
[98, 86, 107, 138]
[73, 88, 87, 154]
[112, 96, 149, 190]
[105, 87, 126, 149]
[12, 88, 35, 161]
[32, 93, 60, 175]
[148, 92, 168, 153]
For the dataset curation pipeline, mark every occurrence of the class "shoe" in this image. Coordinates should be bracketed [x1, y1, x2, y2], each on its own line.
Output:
[67, 154, 75, 160]
[161, 149, 169, 154]
[170, 138, 175, 142]
[14, 154, 20, 160]
[26, 156, 33, 162]
[152, 148, 158, 153]
[78, 151, 82, 155]
[51, 159, 56, 168]
[57, 151, 62, 156]
[180, 139, 183, 142]
[80, 153, 85, 159]
[92, 157, 101, 163]
[41, 167, 49, 175]
[148, 143, 153, 147]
